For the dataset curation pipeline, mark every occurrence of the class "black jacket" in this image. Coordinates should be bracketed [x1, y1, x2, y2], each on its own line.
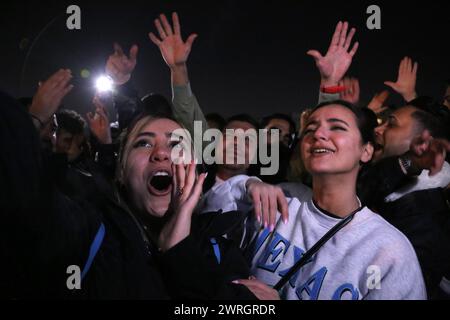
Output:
[358, 157, 450, 299]
[0, 90, 254, 300]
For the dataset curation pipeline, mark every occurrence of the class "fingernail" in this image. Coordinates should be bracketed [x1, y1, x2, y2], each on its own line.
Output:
[264, 222, 268, 229]
[231, 280, 239, 284]
[204, 172, 208, 178]
[270, 224, 274, 232]
[283, 218, 288, 225]
[257, 215, 261, 223]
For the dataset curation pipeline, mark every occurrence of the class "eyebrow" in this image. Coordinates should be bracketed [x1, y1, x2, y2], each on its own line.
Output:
[305, 118, 350, 127]
[136, 132, 176, 139]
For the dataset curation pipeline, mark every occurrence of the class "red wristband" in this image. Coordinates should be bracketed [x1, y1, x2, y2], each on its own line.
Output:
[321, 86, 346, 94]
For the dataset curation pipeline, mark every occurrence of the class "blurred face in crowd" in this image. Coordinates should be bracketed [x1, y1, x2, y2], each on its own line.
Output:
[443, 85, 450, 109]
[301, 104, 373, 177]
[373, 106, 419, 162]
[216, 120, 257, 172]
[265, 118, 292, 147]
[122, 117, 185, 218]
[40, 115, 57, 151]
[54, 128, 85, 162]
[207, 119, 222, 131]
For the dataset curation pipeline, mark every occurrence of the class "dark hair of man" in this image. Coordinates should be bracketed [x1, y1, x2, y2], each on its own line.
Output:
[225, 113, 260, 131]
[310, 100, 376, 145]
[56, 109, 87, 136]
[140, 93, 173, 118]
[205, 113, 226, 131]
[408, 96, 450, 140]
[260, 113, 296, 135]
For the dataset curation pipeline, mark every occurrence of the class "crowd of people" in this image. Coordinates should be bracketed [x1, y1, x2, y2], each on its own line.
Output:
[1, 12, 450, 300]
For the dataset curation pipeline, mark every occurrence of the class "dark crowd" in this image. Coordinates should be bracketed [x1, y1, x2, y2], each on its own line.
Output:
[1, 12, 450, 300]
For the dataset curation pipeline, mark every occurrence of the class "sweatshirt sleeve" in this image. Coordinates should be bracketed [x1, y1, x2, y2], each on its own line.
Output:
[201, 175, 261, 214]
[172, 83, 209, 147]
[363, 232, 427, 300]
[318, 91, 340, 104]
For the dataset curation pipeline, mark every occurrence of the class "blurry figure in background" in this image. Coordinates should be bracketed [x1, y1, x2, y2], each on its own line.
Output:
[203, 114, 259, 191]
[55, 107, 115, 202]
[261, 113, 296, 149]
[55, 109, 89, 162]
[442, 79, 450, 109]
[206, 113, 226, 131]
[248, 113, 296, 185]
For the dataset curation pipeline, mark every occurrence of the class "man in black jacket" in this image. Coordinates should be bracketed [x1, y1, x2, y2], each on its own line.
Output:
[358, 97, 450, 299]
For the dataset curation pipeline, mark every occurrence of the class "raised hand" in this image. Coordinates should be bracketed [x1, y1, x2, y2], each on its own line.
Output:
[409, 130, 450, 176]
[384, 57, 418, 102]
[29, 69, 73, 124]
[149, 12, 197, 69]
[105, 43, 138, 85]
[307, 21, 359, 88]
[87, 96, 112, 144]
[158, 162, 207, 252]
[245, 178, 289, 231]
[339, 77, 360, 105]
[367, 90, 390, 115]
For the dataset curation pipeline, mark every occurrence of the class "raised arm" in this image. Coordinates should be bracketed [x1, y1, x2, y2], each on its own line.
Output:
[104, 43, 141, 130]
[29, 69, 73, 130]
[149, 12, 208, 148]
[307, 21, 359, 103]
[149, 12, 197, 86]
[105, 43, 138, 86]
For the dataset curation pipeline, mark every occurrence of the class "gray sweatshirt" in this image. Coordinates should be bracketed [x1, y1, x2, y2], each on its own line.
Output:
[202, 175, 427, 300]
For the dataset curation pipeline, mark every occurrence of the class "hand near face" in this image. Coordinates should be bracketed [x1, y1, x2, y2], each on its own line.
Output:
[87, 96, 112, 144]
[409, 130, 450, 176]
[307, 21, 359, 88]
[158, 162, 207, 252]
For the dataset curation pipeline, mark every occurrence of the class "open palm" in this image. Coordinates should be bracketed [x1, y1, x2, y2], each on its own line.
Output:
[307, 21, 359, 87]
[384, 57, 418, 102]
[149, 12, 197, 68]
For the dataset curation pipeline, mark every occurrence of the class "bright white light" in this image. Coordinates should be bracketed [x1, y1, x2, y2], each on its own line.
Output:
[95, 75, 113, 92]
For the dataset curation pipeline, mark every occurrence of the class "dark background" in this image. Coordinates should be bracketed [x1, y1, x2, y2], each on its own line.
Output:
[1, 0, 449, 120]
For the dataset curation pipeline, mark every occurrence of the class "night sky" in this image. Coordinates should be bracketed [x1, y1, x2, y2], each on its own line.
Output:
[1, 0, 449, 121]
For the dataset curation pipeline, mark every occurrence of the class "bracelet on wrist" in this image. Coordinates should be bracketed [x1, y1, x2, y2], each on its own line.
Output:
[321, 85, 346, 94]
[30, 114, 44, 129]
